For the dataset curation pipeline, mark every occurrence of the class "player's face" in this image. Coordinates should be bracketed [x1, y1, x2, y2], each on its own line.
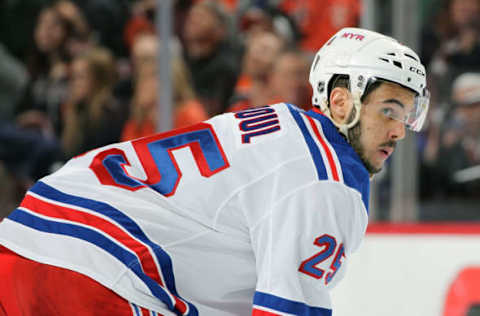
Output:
[348, 82, 415, 174]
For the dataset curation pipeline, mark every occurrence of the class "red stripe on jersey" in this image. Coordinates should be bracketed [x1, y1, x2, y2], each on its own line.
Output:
[252, 308, 281, 316]
[306, 115, 340, 181]
[175, 298, 188, 315]
[20, 193, 190, 315]
[367, 223, 480, 235]
[20, 194, 165, 287]
[140, 308, 151, 316]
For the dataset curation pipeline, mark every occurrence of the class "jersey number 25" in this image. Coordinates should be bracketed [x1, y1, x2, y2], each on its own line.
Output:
[299, 234, 345, 285]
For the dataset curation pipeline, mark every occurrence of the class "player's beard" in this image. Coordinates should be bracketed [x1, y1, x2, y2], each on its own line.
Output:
[347, 119, 382, 175]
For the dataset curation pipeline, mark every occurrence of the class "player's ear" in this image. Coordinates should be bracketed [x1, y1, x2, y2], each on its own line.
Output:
[329, 87, 353, 125]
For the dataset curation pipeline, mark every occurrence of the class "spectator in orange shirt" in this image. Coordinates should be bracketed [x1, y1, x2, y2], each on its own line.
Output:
[280, 0, 361, 52]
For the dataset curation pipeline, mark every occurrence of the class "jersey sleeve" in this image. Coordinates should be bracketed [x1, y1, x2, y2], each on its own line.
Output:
[249, 181, 368, 315]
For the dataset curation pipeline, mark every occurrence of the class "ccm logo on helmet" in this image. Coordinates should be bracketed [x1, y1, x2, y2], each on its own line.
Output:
[409, 66, 425, 76]
[341, 32, 365, 41]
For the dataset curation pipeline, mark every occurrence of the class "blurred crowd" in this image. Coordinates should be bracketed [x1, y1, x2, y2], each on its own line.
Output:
[0, 0, 479, 220]
[418, 0, 480, 219]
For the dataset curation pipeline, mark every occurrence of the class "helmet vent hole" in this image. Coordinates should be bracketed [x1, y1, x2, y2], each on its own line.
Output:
[387, 52, 396, 56]
[317, 81, 325, 93]
[393, 61, 402, 69]
[379, 57, 389, 63]
[404, 53, 418, 61]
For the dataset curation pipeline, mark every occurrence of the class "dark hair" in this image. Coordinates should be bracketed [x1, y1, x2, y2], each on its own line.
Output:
[430, 0, 480, 40]
[197, 0, 230, 29]
[27, 5, 74, 79]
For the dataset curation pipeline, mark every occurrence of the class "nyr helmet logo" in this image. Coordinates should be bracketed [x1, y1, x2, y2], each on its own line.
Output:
[342, 32, 365, 41]
[409, 66, 425, 77]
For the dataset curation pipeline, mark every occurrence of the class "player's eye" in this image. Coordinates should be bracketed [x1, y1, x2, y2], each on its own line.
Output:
[380, 106, 410, 124]
[381, 107, 394, 118]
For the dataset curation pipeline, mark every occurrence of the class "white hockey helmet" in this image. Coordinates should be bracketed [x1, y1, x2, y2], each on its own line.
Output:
[309, 27, 430, 137]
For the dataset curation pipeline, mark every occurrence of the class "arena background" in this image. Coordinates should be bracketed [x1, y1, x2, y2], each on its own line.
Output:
[0, 0, 479, 315]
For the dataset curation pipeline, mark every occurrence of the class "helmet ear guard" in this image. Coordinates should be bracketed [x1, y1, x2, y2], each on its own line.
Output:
[309, 27, 430, 138]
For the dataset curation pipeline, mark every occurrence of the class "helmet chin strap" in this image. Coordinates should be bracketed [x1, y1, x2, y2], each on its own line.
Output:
[321, 92, 362, 142]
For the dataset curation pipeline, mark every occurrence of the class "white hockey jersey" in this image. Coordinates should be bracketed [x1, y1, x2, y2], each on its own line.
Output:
[0, 103, 370, 316]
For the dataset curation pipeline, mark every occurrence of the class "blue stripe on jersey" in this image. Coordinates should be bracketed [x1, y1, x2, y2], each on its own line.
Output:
[253, 291, 332, 316]
[131, 303, 141, 316]
[9, 209, 177, 309]
[23, 181, 198, 316]
[304, 109, 370, 211]
[286, 103, 328, 180]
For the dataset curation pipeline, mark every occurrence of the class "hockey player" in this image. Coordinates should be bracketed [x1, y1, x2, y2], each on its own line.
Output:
[0, 27, 429, 315]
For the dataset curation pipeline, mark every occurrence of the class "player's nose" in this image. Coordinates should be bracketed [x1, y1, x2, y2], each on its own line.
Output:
[388, 120, 406, 141]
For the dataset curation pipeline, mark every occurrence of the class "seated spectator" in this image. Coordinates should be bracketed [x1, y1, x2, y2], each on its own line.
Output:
[131, 33, 160, 79]
[123, 0, 156, 54]
[61, 47, 127, 159]
[124, 0, 202, 48]
[267, 50, 311, 109]
[229, 50, 311, 111]
[423, 0, 480, 69]
[72, 0, 131, 57]
[17, 5, 73, 136]
[426, 0, 480, 103]
[421, 72, 480, 198]
[182, 0, 241, 116]
[54, 0, 93, 58]
[121, 47, 208, 141]
[236, 3, 300, 42]
[230, 30, 285, 108]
